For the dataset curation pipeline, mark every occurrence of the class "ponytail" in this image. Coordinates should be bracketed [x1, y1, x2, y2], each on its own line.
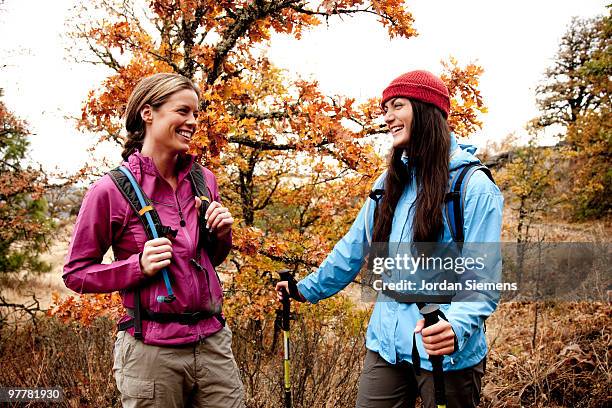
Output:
[121, 130, 145, 161]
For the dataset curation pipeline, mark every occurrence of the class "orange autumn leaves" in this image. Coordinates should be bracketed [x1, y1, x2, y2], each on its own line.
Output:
[50, 292, 124, 326]
[441, 57, 487, 137]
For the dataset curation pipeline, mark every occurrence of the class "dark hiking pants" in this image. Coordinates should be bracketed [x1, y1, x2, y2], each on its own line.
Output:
[356, 350, 485, 408]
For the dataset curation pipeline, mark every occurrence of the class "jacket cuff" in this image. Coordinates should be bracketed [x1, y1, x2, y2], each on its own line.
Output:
[296, 280, 319, 304]
[446, 316, 470, 354]
[125, 252, 147, 288]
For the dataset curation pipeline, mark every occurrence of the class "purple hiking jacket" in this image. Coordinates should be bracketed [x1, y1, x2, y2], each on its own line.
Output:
[63, 152, 231, 346]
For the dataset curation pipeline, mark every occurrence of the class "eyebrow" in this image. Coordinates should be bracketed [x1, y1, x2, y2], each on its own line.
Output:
[176, 104, 198, 111]
[383, 98, 398, 110]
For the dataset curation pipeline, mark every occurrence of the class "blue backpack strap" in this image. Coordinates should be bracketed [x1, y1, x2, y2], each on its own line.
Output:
[365, 189, 385, 245]
[445, 164, 495, 243]
[109, 167, 176, 241]
[109, 166, 177, 302]
[108, 166, 177, 338]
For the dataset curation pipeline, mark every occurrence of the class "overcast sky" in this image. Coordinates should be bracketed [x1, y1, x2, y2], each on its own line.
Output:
[0, 0, 608, 173]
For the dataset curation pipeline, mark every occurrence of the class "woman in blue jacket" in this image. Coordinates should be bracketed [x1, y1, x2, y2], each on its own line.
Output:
[276, 70, 503, 408]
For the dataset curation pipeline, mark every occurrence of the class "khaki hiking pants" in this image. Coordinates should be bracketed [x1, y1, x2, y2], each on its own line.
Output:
[356, 350, 485, 408]
[113, 326, 245, 408]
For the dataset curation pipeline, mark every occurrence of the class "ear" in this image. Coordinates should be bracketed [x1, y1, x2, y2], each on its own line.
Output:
[140, 104, 153, 124]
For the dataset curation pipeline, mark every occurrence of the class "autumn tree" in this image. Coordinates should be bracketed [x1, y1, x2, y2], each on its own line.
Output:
[496, 132, 557, 290]
[563, 106, 611, 218]
[62, 0, 489, 334]
[536, 15, 610, 128]
[498, 139, 555, 244]
[535, 12, 611, 218]
[0, 90, 52, 274]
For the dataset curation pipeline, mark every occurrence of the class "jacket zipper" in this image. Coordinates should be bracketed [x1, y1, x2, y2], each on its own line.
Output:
[175, 192, 200, 316]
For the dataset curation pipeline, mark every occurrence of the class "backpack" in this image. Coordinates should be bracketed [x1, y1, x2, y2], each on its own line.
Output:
[365, 162, 495, 245]
[108, 162, 223, 339]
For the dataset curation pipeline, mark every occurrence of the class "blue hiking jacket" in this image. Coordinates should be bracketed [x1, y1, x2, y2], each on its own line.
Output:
[297, 133, 504, 371]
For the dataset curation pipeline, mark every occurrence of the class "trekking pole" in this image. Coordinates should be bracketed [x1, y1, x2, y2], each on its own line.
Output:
[278, 270, 292, 408]
[420, 304, 447, 408]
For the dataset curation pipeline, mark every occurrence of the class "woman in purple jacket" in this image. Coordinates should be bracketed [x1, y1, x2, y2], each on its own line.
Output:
[63, 73, 244, 407]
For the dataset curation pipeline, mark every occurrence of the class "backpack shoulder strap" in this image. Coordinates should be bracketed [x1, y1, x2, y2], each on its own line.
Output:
[108, 166, 178, 240]
[188, 163, 214, 249]
[108, 166, 179, 337]
[445, 163, 496, 243]
[365, 189, 385, 245]
[366, 164, 496, 245]
[188, 162, 212, 204]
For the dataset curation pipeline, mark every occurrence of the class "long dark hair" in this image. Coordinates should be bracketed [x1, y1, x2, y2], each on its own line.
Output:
[371, 99, 450, 243]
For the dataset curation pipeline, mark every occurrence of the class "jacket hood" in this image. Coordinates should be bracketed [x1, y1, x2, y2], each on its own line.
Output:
[449, 132, 481, 171]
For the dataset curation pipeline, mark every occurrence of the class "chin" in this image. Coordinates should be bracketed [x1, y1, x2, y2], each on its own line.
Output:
[392, 138, 410, 148]
[175, 143, 190, 154]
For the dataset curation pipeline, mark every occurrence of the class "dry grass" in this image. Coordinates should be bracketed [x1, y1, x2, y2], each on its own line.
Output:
[0, 223, 110, 310]
[484, 302, 611, 407]
[0, 317, 118, 408]
[501, 211, 612, 242]
[0, 301, 608, 407]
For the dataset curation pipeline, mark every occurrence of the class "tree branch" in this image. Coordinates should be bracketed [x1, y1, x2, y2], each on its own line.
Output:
[289, 5, 378, 18]
[237, 110, 290, 120]
[228, 135, 297, 151]
[254, 248, 320, 268]
[253, 175, 281, 211]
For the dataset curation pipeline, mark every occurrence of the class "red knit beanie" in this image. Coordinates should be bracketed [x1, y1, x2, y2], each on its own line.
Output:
[381, 70, 450, 118]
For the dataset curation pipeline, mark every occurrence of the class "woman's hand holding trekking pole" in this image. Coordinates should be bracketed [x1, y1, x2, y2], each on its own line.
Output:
[275, 278, 306, 303]
[414, 318, 457, 356]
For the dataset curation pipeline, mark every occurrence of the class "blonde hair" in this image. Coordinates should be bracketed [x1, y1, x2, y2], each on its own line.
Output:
[122, 73, 200, 160]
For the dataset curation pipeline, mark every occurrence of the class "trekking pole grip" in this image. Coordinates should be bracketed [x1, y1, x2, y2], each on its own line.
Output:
[419, 304, 447, 408]
[421, 304, 440, 327]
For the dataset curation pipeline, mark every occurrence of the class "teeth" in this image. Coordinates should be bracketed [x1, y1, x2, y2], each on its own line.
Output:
[177, 130, 192, 139]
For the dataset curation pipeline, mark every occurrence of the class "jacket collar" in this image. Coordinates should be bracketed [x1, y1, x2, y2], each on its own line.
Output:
[449, 132, 482, 171]
[126, 151, 196, 183]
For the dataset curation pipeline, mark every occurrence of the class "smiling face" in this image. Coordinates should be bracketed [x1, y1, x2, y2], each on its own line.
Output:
[141, 88, 199, 155]
[383, 97, 413, 148]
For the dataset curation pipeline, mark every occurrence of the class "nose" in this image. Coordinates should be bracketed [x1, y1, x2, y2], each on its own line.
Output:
[384, 110, 394, 125]
[186, 112, 197, 126]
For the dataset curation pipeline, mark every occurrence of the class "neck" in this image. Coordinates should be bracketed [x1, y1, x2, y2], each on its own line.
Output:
[140, 142, 178, 182]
